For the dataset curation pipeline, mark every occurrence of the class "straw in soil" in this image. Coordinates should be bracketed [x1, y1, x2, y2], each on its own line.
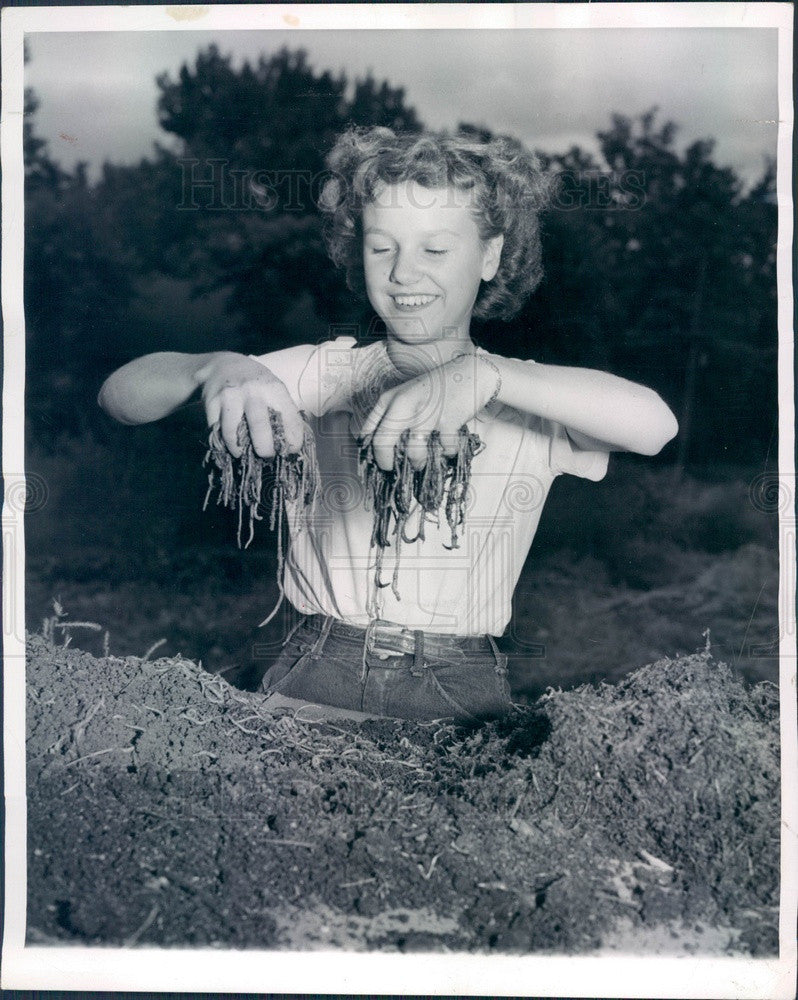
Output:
[25, 629, 780, 954]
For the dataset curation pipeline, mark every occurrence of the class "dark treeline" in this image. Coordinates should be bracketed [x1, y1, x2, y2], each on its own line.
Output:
[25, 43, 777, 470]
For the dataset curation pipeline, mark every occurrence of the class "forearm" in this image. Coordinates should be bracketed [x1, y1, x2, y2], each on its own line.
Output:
[98, 351, 230, 425]
[487, 355, 679, 456]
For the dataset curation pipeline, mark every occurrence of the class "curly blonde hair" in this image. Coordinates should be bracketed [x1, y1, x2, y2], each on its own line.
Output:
[318, 126, 554, 322]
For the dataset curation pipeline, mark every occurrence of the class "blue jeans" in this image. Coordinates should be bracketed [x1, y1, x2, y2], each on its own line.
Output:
[259, 616, 513, 723]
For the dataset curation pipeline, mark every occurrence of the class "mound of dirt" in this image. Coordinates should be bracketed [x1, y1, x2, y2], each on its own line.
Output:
[25, 631, 779, 954]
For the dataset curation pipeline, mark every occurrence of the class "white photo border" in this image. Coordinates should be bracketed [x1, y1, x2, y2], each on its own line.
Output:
[2, 3, 795, 996]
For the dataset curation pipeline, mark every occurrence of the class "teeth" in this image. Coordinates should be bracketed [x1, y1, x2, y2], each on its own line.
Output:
[393, 295, 437, 307]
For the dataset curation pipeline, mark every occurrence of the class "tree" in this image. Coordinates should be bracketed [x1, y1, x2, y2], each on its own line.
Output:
[510, 111, 776, 469]
[23, 42, 67, 194]
[137, 45, 422, 352]
[24, 67, 140, 440]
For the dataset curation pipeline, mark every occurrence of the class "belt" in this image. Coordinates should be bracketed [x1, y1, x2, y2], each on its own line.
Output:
[292, 615, 506, 684]
[300, 615, 495, 656]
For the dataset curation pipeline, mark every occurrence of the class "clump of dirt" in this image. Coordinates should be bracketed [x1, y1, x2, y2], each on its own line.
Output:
[25, 630, 779, 954]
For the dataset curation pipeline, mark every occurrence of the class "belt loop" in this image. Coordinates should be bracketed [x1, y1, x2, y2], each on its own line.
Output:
[281, 616, 305, 648]
[360, 619, 376, 682]
[365, 619, 377, 655]
[411, 630, 425, 677]
[310, 616, 333, 660]
[487, 634, 506, 675]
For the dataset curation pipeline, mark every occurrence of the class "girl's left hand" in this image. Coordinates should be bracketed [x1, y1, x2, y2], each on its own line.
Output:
[357, 354, 498, 470]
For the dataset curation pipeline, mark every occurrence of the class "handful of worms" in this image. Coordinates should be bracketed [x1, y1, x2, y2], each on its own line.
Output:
[358, 425, 483, 605]
[203, 409, 318, 549]
[203, 410, 318, 631]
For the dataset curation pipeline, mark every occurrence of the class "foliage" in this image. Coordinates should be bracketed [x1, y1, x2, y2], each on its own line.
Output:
[24, 39, 140, 436]
[487, 110, 777, 465]
[25, 147, 140, 438]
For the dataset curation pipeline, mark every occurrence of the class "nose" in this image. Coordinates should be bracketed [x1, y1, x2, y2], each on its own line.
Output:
[389, 248, 422, 286]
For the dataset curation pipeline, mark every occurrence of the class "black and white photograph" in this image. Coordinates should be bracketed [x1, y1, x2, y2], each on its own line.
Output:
[2, 3, 796, 995]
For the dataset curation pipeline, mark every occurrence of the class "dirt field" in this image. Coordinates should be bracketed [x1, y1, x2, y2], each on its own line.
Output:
[25, 628, 779, 954]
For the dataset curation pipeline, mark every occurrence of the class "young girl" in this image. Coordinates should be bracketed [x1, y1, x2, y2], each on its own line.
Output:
[99, 126, 678, 723]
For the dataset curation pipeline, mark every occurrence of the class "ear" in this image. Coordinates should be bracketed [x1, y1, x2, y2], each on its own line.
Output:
[481, 234, 504, 282]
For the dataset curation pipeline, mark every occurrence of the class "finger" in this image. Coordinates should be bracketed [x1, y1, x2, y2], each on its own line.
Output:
[405, 432, 429, 470]
[267, 407, 287, 455]
[357, 390, 395, 443]
[439, 430, 460, 458]
[204, 392, 222, 431]
[371, 431, 398, 471]
[274, 399, 305, 454]
[220, 393, 246, 458]
[243, 398, 275, 459]
[201, 374, 228, 418]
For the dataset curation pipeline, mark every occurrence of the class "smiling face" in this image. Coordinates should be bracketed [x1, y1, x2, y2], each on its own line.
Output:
[362, 180, 503, 366]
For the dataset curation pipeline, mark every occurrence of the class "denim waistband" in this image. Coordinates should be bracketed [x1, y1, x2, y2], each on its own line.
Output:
[287, 614, 506, 682]
[296, 614, 498, 653]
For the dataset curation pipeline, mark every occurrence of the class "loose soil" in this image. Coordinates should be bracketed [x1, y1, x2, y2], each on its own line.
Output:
[25, 630, 780, 954]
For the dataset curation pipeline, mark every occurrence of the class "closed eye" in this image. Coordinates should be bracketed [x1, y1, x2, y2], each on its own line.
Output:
[425, 249, 449, 256]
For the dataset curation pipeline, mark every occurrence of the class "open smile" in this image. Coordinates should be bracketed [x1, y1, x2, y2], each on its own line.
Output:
[389, 294, 441, 311]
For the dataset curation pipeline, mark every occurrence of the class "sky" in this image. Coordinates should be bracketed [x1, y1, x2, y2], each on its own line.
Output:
[25, 27, 778, 186]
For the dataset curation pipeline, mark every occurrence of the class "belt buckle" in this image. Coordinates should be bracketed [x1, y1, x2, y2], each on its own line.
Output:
[370, 622, 414, 658]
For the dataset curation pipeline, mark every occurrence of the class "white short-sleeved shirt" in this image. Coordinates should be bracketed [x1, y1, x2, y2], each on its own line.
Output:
[251, 337, 609, 635]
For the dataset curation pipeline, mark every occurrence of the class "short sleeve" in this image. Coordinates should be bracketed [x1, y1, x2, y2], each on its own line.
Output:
[546, 420, 610, 482]
[249, 336, 357, 416]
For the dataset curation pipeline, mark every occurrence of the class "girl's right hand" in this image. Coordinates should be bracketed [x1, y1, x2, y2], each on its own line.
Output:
[195, 352, 305, 458]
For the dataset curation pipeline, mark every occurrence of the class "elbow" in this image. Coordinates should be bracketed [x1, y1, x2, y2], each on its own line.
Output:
[97, 376, 139, 426]
[97, 381, 110, 414]
[636, 397, 679, 456]
[97, 380, 113, 417]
